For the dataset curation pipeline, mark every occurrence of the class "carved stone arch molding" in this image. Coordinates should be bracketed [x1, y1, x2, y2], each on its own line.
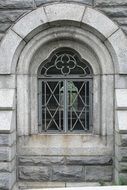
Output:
[0, 3, 127, 74]
[0, 2, 127, 189]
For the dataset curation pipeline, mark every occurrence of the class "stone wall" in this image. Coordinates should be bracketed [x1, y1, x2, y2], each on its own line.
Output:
[0, 0, 127, 42]
[115, 90, 127, 185]
[18, 156, 112, 183]
[0, 89, 16, 189]
[0, 1, 127, 190]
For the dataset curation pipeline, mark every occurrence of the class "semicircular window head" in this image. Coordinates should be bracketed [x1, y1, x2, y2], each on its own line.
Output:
[38, 48, 93, 133]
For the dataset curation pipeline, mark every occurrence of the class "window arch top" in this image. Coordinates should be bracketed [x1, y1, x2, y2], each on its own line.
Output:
[38, 48, 92, 77]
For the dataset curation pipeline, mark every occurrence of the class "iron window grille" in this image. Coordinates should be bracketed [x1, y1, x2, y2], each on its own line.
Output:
[38, 48, 93, 133]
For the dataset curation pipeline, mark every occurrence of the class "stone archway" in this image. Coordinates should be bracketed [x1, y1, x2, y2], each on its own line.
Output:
[0, 2, 127, 189]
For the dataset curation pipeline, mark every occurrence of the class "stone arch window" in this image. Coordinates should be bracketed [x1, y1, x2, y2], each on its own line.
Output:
[38, 48, 93, 133]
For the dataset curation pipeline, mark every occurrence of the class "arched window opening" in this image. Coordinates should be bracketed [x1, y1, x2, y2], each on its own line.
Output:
[38, 48, 93, 133]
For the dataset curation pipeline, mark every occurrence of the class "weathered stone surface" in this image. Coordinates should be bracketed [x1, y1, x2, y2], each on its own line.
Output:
[95, 0, 127, 7]
[35, 0, 60, 6]
[112, 18, 127, 35]
[18, 156, 65, 166]
[0, 10, 28, 23]
[121, 134, 127, 147]
[82, 7, 118, 39]
[117, 161, 127, 172]
[0, 133, 16, 146]
[35, 0, 92, 6]
[0, 22, 11, 32]
[66, 182, 100, 187]
[66, 156, 112, 165]
[116, 111, 127, 133]
[106, 29, 127, 74]
[85, 166, 112, 182]
[0, 29, 24, 74]
[13, 7, 48, 39]
[18, 166, 50, 181]
[0, 0, 34, 9]
[44, 3, 85, 24]
[115, 132, 127, 147]
[115, 75, 127, 89]
[0, 111, 15, 133]
[52, 166, 84, 181]
[0, 89, 15, 109]
[0, 171, 16, 190]
[18, 182, 65, 188]
[0, 145, 16, 161]
[113, 17, 127, 26]
[0, 75, 15, 89]
[115, 146, 127, 162]
[121, 26, 127, 36]
[0, 159, 16, 172]
[97, 7, 127, 17]
[118, 173, 127, 185]
[0, 33, 4, 41]
[115, 89, 127, 109]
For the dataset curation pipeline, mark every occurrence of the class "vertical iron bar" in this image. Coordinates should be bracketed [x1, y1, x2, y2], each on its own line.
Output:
[71, 82, 72, 131]
[38, 80, 42, 132]
[44, 81, 46, 131]
[64, 80, 68, 132]
[89, 79, 93, 131]
[85, 82, 87, 130]
[59, 82, 61, 130]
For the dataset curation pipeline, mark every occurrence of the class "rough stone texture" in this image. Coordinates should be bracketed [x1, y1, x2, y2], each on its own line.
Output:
[66, 156, 113, 165]
[120, 134, 127, 147]
[0, 23, 11, 33]
[0, 145, 16, 162]
[0, 171, 16, 190]
[116, 111, 127, 133]
[0, 159, 16, 172]
[52, 166, 84, 182]
[94, 1, 127, 36]
[106, 29, 127, 74]
[116, 161, 127, 172]
[116, 146, 127, 162]
[82, 7, 118, 39]
[18, 156, 65, 166]
[97, 7, 127, 17]
[66, 182, 100, 187]
[35, 0, 92, 6]
[95, 0, 127, 7]
[85, 166, 112, 182]
[0, 0, 34, 9]
[18, 166, 50, 181]
[0, 10, 28, 23]
[0, 133, 16, 146]
[115, 75, 127, 89]
[113, 17, 127, 35]
[12, 7, 48, 39]
[116, 89, 127, 109]
[0, 75, 15, 89]
[0, 30, 26, 74]
[0, 89, 15, 110]
[44, 3, 85, 24]
[0, 111, 15, 133]
[0, 0, 126, 38]
[0, 0, 127, 188]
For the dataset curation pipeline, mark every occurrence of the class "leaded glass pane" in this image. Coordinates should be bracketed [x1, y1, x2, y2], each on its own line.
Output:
[38, 47, 93, 133]
[41, 81, 63, 132]
[38, 48, 92, 77]
[68, 81, 90, 131]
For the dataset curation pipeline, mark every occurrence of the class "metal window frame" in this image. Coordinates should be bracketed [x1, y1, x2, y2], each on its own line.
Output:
[38, 77, 93, 133]
[38, 47, 93, 133]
